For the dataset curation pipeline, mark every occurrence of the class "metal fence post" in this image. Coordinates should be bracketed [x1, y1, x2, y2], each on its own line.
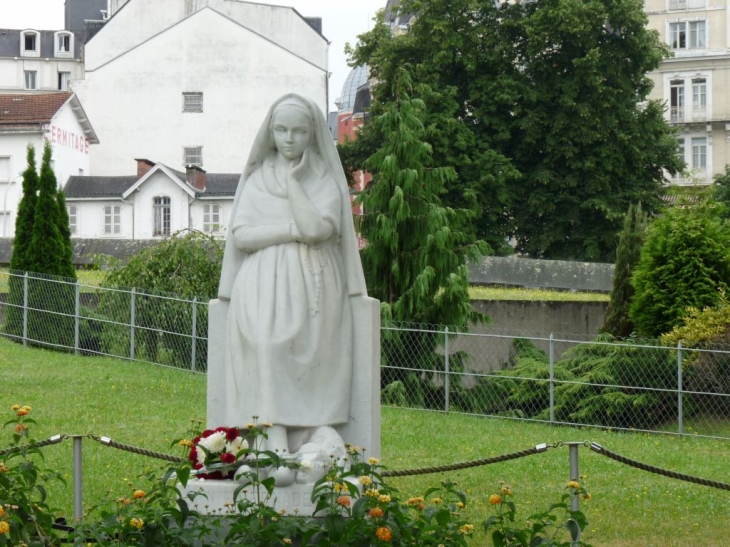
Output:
[566, 441, 581, 547]
[130, 288, 136, 360]
[72, 435, 83, 520]
[22, 272, 28, 347]
[549, 333, 555, 425]
[74, 281, 80, 355]
[191, 297, 197, 372]
[678, 341, 683, 436]
[444, 326, 450, 413]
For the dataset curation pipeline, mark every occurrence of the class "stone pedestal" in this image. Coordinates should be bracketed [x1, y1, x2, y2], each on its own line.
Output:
[179, 479, 319, 515]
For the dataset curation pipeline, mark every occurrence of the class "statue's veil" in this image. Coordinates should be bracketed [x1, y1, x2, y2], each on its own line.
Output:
[218, 93, 367, 299]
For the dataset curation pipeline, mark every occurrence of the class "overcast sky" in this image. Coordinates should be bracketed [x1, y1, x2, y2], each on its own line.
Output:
[1, 0, 385, 111]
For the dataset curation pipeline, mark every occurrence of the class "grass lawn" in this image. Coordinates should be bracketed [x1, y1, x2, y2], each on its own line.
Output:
[1, 336, 728, 546]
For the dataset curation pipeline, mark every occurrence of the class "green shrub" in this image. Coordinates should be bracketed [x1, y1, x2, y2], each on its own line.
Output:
[630, 203, 730, 337]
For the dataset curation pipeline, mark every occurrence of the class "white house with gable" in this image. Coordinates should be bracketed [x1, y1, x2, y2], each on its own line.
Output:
[64, 159, 237, 239]
[0, 92, 98, 238]
[73, 0, 329, 176]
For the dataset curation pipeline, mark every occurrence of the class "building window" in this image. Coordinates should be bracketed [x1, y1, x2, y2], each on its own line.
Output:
[58, 33, 70, 52]
[24, 71, 37, 90]
[203, 203, 221, 233]
[68, 205, 77, 235]
[183, 92, 203, 113]
[669, 0, 707, 8]
[691, 137, 707, 170]
[669, 21, 706, 49]
[22, 31, 38, 52]
[104, 205, 121, 234]
[0, 158, 9, 182]
[670, 79, 684, 122]
[58, 72, 70, 91]
[153, 196, 171, 236]
[184, 146, 203, 166]
[692, 78, 706, 113]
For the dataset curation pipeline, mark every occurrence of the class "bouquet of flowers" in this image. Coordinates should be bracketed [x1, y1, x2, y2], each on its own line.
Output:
[189, 427, 249, 480]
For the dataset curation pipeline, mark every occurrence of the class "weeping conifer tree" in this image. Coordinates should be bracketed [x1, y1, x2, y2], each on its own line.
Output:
[357, 67, 488, 409]
[601, 203, 647, 338]
[5, 145, 40, 338]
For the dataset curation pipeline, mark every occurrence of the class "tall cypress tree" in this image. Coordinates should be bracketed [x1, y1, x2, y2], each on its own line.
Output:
[601, 203, 647, 338]
[358, 67, 488, 408]
[10, 145, 39, 273]
[56, 189, 76, 280]
[5, 145, 39, 339]
[27, 140, 64, 275]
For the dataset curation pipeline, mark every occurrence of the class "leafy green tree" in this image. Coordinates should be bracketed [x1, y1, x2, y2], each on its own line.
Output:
[630, 204, 730, 337]
[96, 231, 224, 369]
[345, 0, 682, 261]
[601, 203, 647, 338]
[357, 67, 488, 407]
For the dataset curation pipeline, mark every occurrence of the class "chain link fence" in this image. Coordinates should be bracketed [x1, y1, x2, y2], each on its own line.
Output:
[2, 270, 730, 439]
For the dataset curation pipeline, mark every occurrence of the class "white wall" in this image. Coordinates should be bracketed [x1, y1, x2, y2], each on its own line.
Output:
[48, 101, 92, 186]
[0, 58, 83, 93]
[75, 5, 328, 175]
[130, 170, 192, 239]
[0, 131, 44, 238]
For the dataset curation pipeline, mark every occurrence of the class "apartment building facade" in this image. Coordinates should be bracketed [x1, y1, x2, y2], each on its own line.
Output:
[645, 0, 730, 185]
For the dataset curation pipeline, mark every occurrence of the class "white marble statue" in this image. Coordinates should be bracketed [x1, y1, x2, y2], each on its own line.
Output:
[215, 94, 368, 482]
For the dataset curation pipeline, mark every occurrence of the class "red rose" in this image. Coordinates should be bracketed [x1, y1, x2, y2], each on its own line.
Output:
[225, 428, 239, 441]
[201, 429, 214, 438]
[189, 447, 198, 462]
[220, 452, 236, 464]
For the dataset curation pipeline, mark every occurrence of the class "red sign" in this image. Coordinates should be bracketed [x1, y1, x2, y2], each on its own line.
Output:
[49, 125, 89, 154]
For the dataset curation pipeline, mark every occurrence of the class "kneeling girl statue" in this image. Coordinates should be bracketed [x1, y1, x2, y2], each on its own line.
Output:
[217, 94, 367, 483]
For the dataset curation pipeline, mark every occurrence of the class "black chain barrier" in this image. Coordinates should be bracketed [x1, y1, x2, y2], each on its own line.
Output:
[589, 442, 730, 491]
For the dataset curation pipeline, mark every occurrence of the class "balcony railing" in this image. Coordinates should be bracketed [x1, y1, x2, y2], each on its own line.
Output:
[668, 0, 706, 10]
[669, 105, 730, 124]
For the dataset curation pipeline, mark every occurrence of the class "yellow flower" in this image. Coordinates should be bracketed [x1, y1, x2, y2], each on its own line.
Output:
[333, 482, 347, 493]
[581, 492, 592, 501]
[368, 457, 380, 465]
[567, 481, 581, 489]
[406, 496, 424, 506]
[129, 518, 144, 529]
[489, 494, 502, 505]
[375, 526, 392, 542]
[262, 422, 274, 428]
[431, 498, 443, 505]
[456, 501, 465, 509]
[10, 405, 20, 411]
[365, 488, 380, 498]
[245, 423, 255, 429]
[16, 408, 29, 416]
[0, 521, 8, 534]
[14, 423, 27, 434]
[500, 485, 513, 495]
[283, 540, 292, 545]
[22, 406, 31, 412]
[133, 490, 146, 499]
[0, 464, 9, 473]
[378, 494, 391, 503]
[178, 439, 193, 447]
[459, 524, 475, 535]
[336, 496, 351, 507]
[358, 475, 372, 486]
[0, 506, 4, 517]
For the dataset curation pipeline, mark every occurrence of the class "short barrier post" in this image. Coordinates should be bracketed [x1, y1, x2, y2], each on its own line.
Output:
[71, 435, 84, 520]
[566, 441, 582, 547]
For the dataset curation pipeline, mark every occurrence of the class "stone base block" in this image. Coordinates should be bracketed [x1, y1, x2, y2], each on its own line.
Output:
[179, 479, 318, 516]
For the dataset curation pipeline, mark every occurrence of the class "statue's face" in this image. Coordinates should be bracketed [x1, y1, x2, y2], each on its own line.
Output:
[273, 106, 312, 161]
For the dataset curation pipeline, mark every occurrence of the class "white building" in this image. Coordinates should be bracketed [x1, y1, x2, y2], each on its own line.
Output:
[73, 0, 329, 176]
[645, 0, 730, 185]
[0, 92, 98, 238]
[64, 159, 237, 239]
[0, 28, 85, 93]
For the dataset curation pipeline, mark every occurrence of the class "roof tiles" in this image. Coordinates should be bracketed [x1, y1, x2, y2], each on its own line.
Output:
[0, 92, 72, 125]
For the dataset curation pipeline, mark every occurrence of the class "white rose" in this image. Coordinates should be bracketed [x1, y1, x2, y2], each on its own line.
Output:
[198, 431, 226, 454]
[299, 459, 314, 471]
